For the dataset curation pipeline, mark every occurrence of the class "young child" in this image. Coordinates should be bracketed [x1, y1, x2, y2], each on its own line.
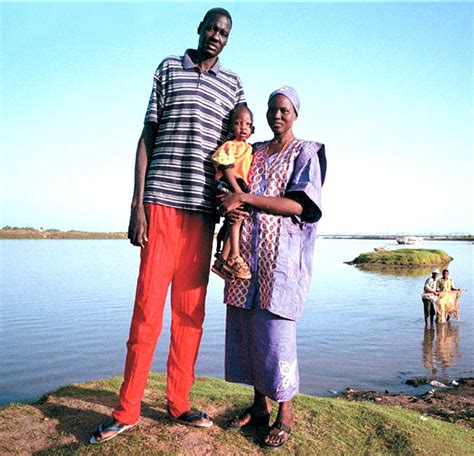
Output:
[211, 105, 254, 280]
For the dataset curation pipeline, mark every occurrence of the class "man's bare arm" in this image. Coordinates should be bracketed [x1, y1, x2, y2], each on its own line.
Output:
[128, 123, 158, 247]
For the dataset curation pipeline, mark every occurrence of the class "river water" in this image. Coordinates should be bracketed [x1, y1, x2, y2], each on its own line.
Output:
[1, 239, 472, 405]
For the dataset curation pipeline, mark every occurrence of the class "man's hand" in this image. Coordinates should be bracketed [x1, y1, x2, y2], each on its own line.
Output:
[128, 205, 148, 248]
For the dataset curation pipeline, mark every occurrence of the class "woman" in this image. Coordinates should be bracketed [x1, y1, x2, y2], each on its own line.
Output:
[218, 86, 326, 449]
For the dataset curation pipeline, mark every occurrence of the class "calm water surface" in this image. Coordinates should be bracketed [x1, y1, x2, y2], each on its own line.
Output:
[1, 239, 472, 405]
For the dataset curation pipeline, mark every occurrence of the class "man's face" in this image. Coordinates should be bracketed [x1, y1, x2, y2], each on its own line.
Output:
[197, 14, 231, 58]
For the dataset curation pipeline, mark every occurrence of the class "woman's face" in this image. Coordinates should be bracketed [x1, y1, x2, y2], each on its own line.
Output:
[266, 94, 297, 136]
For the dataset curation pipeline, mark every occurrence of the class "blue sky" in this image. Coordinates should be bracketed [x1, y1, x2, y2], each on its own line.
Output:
[1, 2, 472, 234]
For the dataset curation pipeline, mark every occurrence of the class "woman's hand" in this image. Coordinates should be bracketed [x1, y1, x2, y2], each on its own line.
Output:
[217, 192, 247, 214]
[226, 208, 250, 224]
[217, 192, 250, 224]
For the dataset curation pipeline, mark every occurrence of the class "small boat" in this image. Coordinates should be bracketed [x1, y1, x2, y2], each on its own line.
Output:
[374, 246, 389, 252]
[396, 236, 423, 245]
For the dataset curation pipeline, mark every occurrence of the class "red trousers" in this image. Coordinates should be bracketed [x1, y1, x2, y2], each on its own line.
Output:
[113, 203, 215, 424]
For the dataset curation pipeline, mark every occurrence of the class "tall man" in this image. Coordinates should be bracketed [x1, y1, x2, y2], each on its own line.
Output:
[91, 8, 245, 443]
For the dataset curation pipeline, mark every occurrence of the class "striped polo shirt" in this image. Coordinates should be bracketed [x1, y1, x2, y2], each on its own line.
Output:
[143, 50, 246, 213]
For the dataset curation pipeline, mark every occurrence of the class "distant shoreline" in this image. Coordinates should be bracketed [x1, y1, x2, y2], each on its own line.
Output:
[1, 227, 472, 241]
[319, 234, 474, 241]
[0, 228, 127, 240]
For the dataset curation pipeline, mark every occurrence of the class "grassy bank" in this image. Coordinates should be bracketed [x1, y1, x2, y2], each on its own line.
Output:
[346, 248, 453, 268]
[0, 374, 472, 455]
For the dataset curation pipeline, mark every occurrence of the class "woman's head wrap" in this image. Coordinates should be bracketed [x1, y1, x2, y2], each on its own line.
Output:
[268, 86, 300, 114]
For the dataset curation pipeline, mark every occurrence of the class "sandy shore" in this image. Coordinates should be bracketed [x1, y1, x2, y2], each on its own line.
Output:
[339, 377, 473, 429]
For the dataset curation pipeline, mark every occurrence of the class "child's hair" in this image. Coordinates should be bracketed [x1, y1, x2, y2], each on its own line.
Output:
[229, 104, 255, 135]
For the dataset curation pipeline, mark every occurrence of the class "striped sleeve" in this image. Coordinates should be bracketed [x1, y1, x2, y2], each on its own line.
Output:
[144, 61, 166, 124]
[234, 75, 246, 107]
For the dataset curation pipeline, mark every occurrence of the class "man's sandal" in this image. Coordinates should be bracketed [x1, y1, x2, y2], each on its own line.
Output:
[89, 421, 137, 444]
[169, 409, 213, 428]
[262, 422, 292, 449]
[226, 407, 270, 429]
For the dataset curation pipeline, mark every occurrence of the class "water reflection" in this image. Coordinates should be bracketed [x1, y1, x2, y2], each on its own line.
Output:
[1, 239, 472, 404]
[422, 324, 461, 376]
[354, 264, 451, 277]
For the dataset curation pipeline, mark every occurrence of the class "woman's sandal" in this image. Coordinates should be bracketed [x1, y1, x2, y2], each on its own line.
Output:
[224, 256, 252, 279]
[226, 407, 270, 429]
[89, 420, 137, 444]
[262, 422, 292, 449]
[169, 408, 214, 428]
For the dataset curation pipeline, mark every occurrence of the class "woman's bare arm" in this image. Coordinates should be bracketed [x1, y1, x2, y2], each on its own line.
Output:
[218, 192, 303, 217]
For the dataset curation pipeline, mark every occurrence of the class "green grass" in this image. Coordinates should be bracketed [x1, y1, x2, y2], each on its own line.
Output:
[1, 374, 472, 455]
[348, 248, 453, 267]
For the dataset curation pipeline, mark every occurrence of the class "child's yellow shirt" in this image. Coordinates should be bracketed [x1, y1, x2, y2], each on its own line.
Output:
[211, 139, 253, 184]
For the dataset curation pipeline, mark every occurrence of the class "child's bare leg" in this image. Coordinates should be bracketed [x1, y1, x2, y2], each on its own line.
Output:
[211, 229, 233, 280]
[229, 219, 243, 258]
[221, 232, 231, 260]
[225, 219, 251, 279]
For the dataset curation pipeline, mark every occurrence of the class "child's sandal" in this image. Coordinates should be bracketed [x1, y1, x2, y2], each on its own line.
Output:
[211, 255, 235, 281]
[225, 256, 251, 279]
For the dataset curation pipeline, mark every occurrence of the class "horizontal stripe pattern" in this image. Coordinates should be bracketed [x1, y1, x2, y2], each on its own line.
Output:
[143, 54, 246, 212]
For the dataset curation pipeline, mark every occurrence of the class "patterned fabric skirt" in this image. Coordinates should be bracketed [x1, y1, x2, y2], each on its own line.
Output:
[225, 305, 299, 402]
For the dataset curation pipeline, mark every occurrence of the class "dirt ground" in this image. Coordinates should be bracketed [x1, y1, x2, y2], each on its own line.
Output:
[0, 377, 472, 454]
[339, 377, 474, 429]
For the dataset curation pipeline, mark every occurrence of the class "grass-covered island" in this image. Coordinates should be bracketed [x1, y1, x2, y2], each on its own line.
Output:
[346, 248, 453, 269]
[0, 374, 472, 455]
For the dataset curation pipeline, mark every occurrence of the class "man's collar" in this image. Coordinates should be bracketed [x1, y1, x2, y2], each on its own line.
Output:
[183, 49, 221, 75]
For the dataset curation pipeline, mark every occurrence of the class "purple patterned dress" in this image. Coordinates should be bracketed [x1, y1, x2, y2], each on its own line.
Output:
[224, 139, 326, 401]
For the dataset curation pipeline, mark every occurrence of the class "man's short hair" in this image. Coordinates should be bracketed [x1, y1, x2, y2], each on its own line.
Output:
[202, 7, 232, 25]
